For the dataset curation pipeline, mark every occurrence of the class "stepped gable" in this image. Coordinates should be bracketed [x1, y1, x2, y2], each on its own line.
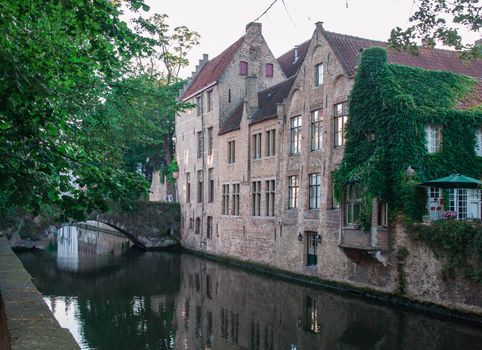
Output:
[277, 40, 311, 78]
[181, 36, 244, 100]
[219, 76, 296, 135]
[323, 31, 482, 78]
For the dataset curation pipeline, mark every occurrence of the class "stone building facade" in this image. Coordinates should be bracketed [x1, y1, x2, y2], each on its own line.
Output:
[175, 22, 482, 313]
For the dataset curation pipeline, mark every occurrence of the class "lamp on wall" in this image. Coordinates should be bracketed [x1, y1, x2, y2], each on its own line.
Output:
[406, 165, 416, 178]
[316, 234, 322, 244]
[297, 233, 303, 241]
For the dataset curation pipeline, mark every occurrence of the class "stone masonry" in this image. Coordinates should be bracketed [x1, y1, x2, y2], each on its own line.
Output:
[175, 22, 482, 314]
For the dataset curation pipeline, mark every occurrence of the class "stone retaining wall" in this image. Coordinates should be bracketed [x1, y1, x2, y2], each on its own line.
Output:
[0, 236, 79, 350]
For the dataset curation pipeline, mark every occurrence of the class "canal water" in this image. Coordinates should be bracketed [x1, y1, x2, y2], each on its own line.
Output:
[16, 223, 482, 350]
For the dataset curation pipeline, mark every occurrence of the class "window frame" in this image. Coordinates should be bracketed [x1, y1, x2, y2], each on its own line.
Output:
[232, 183, 240, 216]
[252, 181, 262, 216]
[310, 109, 323, 151]
[228, 140, 236, 164]
[288, 175, 299, 209]
[207, 90, 213, 112]
[186, 172, 191, 203]
[222, 184, 230, 215]
[207, 127, 213, 156]
[252, 133, 262, 160]
[197, 170, 203, 203]
[265, 180, 275, 216]
[208, 168, 214, 203]
[344, 184, 362, 227]
[197, 131, 203, 158]
[315, 63, 323, 86]
[334, 102, 348, 147]
[426, 124, 442, 154]
[265, 129, 276, 157]
[289, 116, 302, 155]
[309, 173, 321, 209]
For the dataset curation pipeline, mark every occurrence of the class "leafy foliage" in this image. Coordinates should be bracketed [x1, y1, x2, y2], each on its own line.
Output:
[389, 0, 482, 59]
[0, 1, 196, 224]
[334, 47, 481, 227]
[408, 220, 482, 282]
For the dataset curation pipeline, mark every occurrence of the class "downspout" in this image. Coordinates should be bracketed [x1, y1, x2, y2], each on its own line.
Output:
[200, 97, 206, 250]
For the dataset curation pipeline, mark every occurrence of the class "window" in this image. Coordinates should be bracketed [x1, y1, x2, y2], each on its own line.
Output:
[315, 63, 323, 86]
[189, 217, 193, 229]
[239, 61, 248, 76]
[186, 173, 191, 203]
[288, 175, 299, 209]
[265, 129, 276, 156]
[228, 89, 231, 103]
[265, 180, 275, 216]
[207, 90, 213, 112]
[290, 116, 302, 155]
[377, 202, 388, 227]
[252, 133, 262, 159]
[252, 181, 261, 216]
[197, 170, 203, 203]
[195, 217, 200, 234]
[232, 184, 240, 215]
[334, 102, 348, 147]
[311, 110, 323, 151]
[196, 96, 202, 116]
[309, 173, 321, 209]
[207, 127, 213, 156]
[222, 184, 230, 215]
[197, 131, 203, 158]
[265, 63, 273, 77]
[476, 129, 482, 157]
[427, 186, 442, 221]
[449, 188, 471, 220]
[228, 140, 236, 164]
[426, 125, 442, 153]
[208, 168, 214, 203]
[207, 216, 213, 239]
[344, 185, 362, 227]
[306, 232, 318, 266]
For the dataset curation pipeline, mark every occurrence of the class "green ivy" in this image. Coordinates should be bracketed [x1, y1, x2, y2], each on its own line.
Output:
[334, 47, 481, 226]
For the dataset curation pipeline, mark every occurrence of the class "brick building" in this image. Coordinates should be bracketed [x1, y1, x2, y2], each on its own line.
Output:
[175, 22, 482, 312]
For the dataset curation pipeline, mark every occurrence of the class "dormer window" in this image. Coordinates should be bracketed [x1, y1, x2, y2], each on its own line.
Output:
[265, 63, 273, 77]
[239, 61, 248, 76]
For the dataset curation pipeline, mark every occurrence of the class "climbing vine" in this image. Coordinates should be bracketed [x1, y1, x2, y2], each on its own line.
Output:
[334, 47, 481, 226]
[333, 47, 482, 281]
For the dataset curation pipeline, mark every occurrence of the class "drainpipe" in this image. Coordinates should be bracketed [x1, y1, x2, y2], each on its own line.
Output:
[200, 97, 206, 250]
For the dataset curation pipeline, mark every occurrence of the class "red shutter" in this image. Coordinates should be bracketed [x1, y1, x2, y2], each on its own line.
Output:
[265, 63, 273, 77]
[239, 61, 248, 76]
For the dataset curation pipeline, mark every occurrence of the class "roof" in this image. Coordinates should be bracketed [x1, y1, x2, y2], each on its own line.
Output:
[181, 37, 244, 100]
[277, 40, 311, 78]
[219, 76, 296, 135]
[323, 31, 482, 78]
[458, 81, 482, 110]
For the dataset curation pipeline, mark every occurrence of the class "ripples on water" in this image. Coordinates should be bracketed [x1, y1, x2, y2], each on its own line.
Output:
[16, 223, 482, 350]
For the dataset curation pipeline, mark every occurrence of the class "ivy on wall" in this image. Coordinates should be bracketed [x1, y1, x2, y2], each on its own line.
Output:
[334, 47, 481, 227]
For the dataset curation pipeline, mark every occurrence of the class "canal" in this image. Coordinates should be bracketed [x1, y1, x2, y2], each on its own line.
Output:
[16, 223, 482, 350]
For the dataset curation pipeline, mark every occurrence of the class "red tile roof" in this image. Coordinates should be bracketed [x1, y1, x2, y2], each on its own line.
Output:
[277, 40, 311, 78]
[219, 76, 296, 135]
[458, 82, 482, 110]
[323, 31, 482, 78]
[181, 37, 244, 100]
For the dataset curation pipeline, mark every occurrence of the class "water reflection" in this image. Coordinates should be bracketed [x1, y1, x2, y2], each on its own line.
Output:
[54, 222, 132, 272]
[16, 233, 482, 350]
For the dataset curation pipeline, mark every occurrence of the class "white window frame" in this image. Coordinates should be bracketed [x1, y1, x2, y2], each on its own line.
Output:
[426, 125, 442, 153]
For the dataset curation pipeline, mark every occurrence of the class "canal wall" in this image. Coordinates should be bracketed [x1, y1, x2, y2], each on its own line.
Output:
[0, 236, 79, 350]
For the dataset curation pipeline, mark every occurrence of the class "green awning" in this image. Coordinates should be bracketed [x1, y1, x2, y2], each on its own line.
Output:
[419, 174, 482, 189]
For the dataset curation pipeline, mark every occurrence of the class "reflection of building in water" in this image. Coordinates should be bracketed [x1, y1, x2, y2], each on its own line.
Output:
[55, 224, 132, 273]
[173, 255, 482, 350]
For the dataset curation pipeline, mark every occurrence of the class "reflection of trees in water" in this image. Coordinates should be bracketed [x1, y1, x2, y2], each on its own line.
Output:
[18, 251, 482, 350]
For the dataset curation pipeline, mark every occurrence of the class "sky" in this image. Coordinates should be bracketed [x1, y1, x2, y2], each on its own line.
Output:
[130, 0, 479, 79]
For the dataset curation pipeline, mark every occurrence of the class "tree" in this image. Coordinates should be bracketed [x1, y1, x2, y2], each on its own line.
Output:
[389, 0, 482, 59]
[0, 0, 160, 223]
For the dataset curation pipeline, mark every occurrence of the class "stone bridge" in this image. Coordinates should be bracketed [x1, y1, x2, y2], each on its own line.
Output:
[91, 202, 180, 250]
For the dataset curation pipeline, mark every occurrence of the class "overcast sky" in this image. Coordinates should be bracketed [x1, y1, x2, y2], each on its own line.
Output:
[133, 0, 479, 78]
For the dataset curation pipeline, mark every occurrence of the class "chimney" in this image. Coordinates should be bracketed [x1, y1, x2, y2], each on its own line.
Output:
[293, 46, 299, 63]
[245, 75, 258, 118]
[245, 22, 262, 37]
[421, 37, 434, 49]
[315, 21, 324, 31]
